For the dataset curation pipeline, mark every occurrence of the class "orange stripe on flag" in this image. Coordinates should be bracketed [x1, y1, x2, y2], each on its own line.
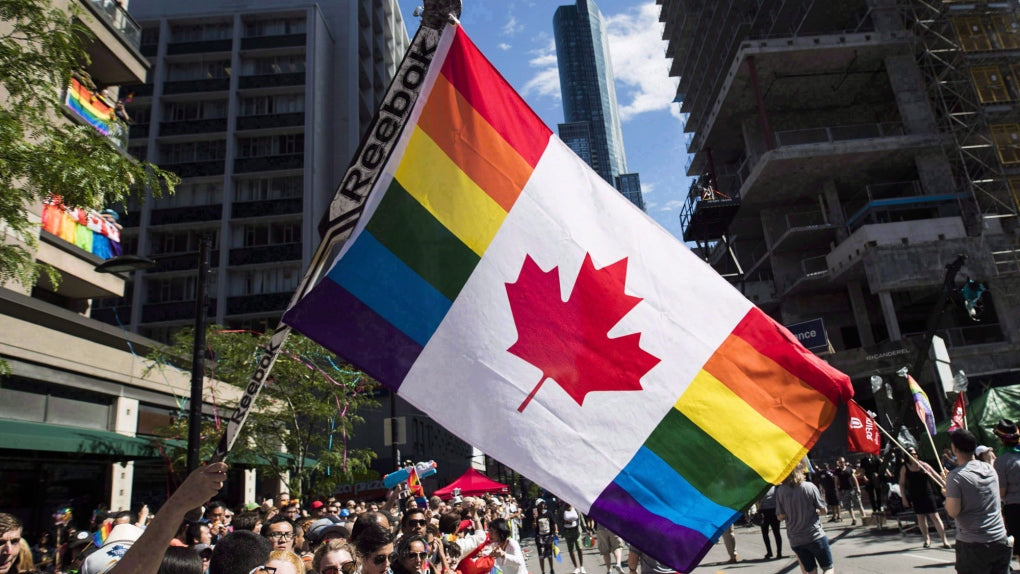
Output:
[704, 334, 838, 448]
[418, 74, 533, 213]
[731, 308, 852, 405]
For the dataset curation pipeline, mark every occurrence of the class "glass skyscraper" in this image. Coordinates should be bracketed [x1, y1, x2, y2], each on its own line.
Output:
[554, 0, 643, 210]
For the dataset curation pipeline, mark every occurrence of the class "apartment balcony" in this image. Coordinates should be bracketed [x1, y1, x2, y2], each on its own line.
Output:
[236, 113, 305, 131]
[141, 299, 215, 323]
[162, 79, 230, 95]
[234, 154, 304, 174]
[238, 73, 306, 90]
[63, 77, 127, 150]
[34, 231, 125, 300]
[159, 160, 225, 178]
[679, 177, 741, 242]
[228, 243, 302, 266]
[149, 204, 222, 226]
[158, 118, 227, 137]
[232, 198, 303, 219]
[148, 251, 221, 273]
[240, 34, 307, 51]
[731, 122, 943, 207]
[166, 39, 233, 55]
[77, 0, 147, 85]
[226, 293, 292, 315]
[768, 210, 840, 255]
[844, 181, 963, 232]
[777, 254, 830, 298]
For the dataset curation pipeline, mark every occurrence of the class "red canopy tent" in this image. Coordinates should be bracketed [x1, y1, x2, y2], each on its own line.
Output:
[432, 468, 510, 500]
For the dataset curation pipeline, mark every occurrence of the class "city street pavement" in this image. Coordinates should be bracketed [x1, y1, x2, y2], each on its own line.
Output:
[517, 517, 963, 573]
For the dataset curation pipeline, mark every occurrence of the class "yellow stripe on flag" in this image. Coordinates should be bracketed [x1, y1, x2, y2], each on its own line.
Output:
[675, 370, 808, 484]
[396, 128, 507, 256]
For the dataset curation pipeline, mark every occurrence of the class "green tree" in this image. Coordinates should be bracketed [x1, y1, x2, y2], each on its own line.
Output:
[0, 0, 178, 287]
[149, 327, 380, 499]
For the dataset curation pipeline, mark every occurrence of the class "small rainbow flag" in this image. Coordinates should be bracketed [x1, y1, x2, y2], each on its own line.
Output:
[282, 21, 853, 573]
[93, 521, 112, 547]
[553, 536, 561, 562]
[408, 466, 425, 499]
[908, 374, 937, 436]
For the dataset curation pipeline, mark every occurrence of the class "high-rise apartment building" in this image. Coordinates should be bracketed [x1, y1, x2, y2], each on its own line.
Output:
[662, 0, 1020, 442]
[554, 0, 645, 209]
[0, 0, 240, 534]
[96, 0, 409, 341]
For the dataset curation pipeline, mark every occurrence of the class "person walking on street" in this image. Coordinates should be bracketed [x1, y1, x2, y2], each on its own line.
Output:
[899, 448, 951, 548]
[758, 486, 782, 560]
[945, 428, 1012, 574]
[776, 460, 833, 574]
[559, 503, 586, 574]
[992, 418, 1020, 566]
[836, 457, 865, 526]
[533, 499, 558, 574]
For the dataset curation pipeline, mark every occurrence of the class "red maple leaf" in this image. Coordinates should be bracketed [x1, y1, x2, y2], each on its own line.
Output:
[506, 253, 660, 412]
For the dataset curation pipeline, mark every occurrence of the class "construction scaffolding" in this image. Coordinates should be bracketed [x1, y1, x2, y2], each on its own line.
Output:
[909, 0, 1020, 235]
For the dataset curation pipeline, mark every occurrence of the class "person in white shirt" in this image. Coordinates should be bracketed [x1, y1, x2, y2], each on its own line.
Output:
[488, 519, 526, 574]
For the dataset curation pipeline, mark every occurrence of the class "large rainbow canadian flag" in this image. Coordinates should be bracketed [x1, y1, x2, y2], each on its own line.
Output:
[282, 19, 852, 573]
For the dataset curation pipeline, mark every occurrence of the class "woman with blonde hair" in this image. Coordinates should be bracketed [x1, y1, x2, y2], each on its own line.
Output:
[312, 539, 358, 574]
[267, 549, 306, 574]
[14, 538, 34, 574]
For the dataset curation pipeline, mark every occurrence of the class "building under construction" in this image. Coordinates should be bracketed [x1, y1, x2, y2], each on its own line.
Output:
[658, 0, 1020, 422]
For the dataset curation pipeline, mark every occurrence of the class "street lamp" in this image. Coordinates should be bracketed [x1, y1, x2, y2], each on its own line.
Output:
[93, 254, 157, 274]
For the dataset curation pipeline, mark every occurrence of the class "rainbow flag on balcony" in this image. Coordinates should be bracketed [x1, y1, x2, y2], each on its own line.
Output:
[65, 77, 117, 137]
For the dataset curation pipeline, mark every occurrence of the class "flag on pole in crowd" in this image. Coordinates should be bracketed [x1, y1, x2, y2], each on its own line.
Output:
[907, 374, 937, 436]
[93, 521, 112, 547]
[846, 400, 881, 455]
[281, 18, 853, 573]
[948, 393, 967, 432]
[407, 466, 425, 499]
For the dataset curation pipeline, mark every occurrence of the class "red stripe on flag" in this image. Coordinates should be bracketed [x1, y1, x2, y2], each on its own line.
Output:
[730, 308, 852, 406]
[441, 29, 552, 169]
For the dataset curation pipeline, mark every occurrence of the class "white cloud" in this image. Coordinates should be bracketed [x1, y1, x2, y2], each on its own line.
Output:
[499, 43, 512, 51]
[657, 199, 686, 212]
[641, 181, 655, 195]
[605, 3, 681, 121]
[521, 40, 561, 100]
[503, 15, 524, 37]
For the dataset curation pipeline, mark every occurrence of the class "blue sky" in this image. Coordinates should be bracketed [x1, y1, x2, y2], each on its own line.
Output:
[395, 0, 691, 240]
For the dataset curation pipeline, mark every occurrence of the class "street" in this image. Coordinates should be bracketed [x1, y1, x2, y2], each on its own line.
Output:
[519, 518, 960, 573]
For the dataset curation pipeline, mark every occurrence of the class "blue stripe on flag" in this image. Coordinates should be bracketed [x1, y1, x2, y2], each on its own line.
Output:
[327, 232, 451, 346]
[613, 446, 737, 540]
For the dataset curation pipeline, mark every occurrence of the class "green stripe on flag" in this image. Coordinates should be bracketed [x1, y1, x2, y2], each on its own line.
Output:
[367, 179, 480, 301]
[644, 407, 771, 510]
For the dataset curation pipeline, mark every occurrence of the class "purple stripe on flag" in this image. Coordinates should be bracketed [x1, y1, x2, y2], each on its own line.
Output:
[282, 278, 422, 391]
[588, 482, 722, 573]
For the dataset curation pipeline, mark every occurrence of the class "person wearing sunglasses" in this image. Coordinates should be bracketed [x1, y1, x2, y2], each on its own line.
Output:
[312, 539, 358, 574]
[353, 523, 394, 574]
[392, 535, 429, 574]
[261, 518, 297, 552]
[399, 510, 428, 541]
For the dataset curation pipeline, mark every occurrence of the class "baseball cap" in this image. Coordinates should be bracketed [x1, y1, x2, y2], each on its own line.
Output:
[68, 530, 93, 550]
[80, 524, 144, 574]
[306, 518, 350, 545]
[310, 500, 325, 510]
[340, 508, 350, 517]
[192, 543, 214, 558]
[976, 445, 991, 456]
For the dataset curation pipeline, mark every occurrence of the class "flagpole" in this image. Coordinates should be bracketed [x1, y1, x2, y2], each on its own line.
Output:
[208, 0, 463, 464]
[872, 418, 945, 489]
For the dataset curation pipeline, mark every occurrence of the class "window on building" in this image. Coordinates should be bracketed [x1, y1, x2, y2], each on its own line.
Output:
[971, 66, 1011, 103]
[236, 134, 304, 157]
[170, 22, 232, 42]
[240, 55, 306, 76]
[243, 17, 306, 37]
[127, 105, 151, 125]
[160, 140, 226, 163]
[153, 181, 224, 208]
[953, 16, 993, 52]
[238, 93, 305, 116]
[147, 276, 196, 303]
[234, 176, 303, 202]
[166, 59, 231, 81]
[232, 266, 300, 296]
[140, 26, 160, 46]
[992, 13, 1020, 50]
[164, 100, 228, 122]
[150, 229, 219, 255]
[991, 124, 1020, 165]
[238, 221, 301, 247]
[128, 144, 148, 161]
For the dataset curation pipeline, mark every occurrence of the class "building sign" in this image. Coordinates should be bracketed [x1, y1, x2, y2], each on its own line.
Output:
[786, 318, 829, 351]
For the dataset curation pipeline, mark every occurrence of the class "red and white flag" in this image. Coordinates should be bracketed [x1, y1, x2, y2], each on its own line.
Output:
[948, 393, 967, 432]
[847, 400, 881, 454]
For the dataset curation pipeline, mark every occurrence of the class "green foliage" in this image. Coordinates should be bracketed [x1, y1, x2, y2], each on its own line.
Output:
[148, 326, 380, 499]
[0, 0, 179, 287]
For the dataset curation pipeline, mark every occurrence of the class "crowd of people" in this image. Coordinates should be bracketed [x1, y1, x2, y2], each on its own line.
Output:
[6, 422, 1020, 574]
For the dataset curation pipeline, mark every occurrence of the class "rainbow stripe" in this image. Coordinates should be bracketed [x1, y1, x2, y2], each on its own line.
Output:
[908, 374, 937, 436]
[93, 521, 112, 547]
[65, 77, 116, 136]
[283, 29, 551, 387]
[587, 308, 842, 568]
